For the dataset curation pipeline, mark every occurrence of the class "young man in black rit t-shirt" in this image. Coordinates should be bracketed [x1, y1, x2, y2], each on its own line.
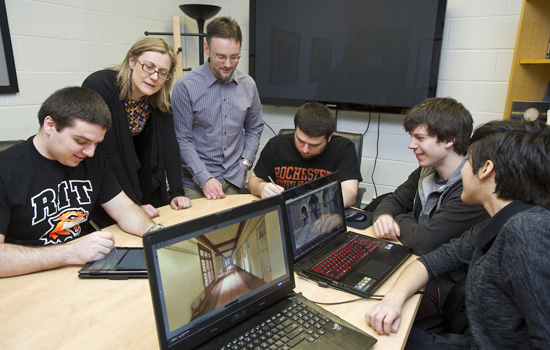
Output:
[0, 87, 160, 278]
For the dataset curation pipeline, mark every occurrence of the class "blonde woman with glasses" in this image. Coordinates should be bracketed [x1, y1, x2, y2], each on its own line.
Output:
[83, 37, 191, 228]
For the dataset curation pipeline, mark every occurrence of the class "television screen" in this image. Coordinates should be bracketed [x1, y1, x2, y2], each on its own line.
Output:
[250, 0, 447, 113]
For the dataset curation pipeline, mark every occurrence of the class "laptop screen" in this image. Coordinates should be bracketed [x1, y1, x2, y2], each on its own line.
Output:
[143, 196, 294, 350]
[282, 172, 346, 261]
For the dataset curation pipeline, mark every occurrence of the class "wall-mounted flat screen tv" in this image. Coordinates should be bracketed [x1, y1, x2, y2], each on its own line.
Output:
[250, 0, 447, 113]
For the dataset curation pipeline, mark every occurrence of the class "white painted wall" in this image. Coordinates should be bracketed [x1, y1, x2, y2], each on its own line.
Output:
[0, 0, 523, 205]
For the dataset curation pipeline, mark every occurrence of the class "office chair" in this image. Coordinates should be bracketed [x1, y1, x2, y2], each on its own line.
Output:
[0, 140, 24, 152]
[414, 276, 469, 335]
[440, 276, 469, 334]
[277, 129, 365, 207]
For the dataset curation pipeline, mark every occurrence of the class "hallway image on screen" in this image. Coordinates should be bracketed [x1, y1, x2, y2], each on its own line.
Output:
[156, 210, 286, 333]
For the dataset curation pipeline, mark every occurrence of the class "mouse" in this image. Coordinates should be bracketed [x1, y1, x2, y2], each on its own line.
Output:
[345, 211, 367, 222]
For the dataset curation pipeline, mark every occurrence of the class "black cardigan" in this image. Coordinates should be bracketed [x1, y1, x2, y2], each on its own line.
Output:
[82, 70, 184, 208]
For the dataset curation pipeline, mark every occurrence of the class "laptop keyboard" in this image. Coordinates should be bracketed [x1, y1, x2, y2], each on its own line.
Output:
[220, 301, 331, 350]
[310, 236, 381, 280]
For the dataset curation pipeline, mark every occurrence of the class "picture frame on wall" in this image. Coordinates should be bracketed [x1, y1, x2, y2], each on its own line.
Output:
[0, 0, 19, 94]
[269, 28, 300, 84]
[309, 37, 332, 82]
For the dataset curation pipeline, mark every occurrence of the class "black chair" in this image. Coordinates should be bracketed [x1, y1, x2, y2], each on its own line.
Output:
[0, 140, 24, 152]
[277, 129, 365, 207]
[440, 276, 469, 334]
[363, 192, 392, 212]
[413, 276, 469, 335]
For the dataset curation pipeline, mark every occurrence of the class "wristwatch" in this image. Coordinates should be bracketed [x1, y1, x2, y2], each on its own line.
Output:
[146, 223, 165, 234]
[242, 159, 253, 170]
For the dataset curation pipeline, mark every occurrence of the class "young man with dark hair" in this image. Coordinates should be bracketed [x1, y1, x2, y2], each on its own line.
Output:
[365, 119, 550, 349]
[172, 16, 264, 200]
[373, 97, 488, 255]
[0, 87, 159, 278]
[248, 101, 362, 208]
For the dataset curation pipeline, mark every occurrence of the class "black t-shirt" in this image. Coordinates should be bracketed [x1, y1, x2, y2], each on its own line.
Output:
[253, 133, 362, 189]
[0, 137, 122, 246]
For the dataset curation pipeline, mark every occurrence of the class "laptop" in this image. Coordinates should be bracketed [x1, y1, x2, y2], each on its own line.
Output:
[282, 172, 412, 297]
[143, 195, 377, 350]
[78, 247, 147, 279]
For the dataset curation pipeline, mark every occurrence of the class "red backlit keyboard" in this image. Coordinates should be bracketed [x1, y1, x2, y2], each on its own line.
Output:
[310, 236, 381, 280]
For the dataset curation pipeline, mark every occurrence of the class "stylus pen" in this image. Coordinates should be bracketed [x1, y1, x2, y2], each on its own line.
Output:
[89, 220, 116, 251]
[268, 176, 283, 194]
[89, 220, 101, 232]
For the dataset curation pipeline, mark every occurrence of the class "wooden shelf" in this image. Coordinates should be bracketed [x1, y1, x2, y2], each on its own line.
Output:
[520, 59, 550, 65]
[504, 0, 550, 119]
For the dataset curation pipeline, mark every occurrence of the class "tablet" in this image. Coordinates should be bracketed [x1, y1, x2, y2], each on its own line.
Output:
[78, 247, 147, 279]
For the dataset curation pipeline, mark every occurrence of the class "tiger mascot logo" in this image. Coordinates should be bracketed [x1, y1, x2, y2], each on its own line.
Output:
[41, 208, 89, 245]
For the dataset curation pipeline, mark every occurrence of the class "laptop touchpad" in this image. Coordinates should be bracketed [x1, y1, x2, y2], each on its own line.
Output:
[359, 260, 391, 280]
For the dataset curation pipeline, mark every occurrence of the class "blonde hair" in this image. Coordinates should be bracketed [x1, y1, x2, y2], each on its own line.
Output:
[112, 37, 177, 112]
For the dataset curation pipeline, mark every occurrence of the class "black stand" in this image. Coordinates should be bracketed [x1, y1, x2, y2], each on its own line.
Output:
[179, 4, 221, 65]
[144, 4, 221, 69]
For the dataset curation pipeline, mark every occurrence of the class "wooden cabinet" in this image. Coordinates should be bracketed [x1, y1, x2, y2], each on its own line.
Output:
[504, 0, 550, 119]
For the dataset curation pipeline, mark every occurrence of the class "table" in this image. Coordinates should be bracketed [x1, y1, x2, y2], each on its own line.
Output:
[0, 195, 421, 350]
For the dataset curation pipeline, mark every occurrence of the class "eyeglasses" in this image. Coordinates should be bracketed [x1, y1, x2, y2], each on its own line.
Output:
[210, 52, 241, 63]
[135, 58, 172, 80]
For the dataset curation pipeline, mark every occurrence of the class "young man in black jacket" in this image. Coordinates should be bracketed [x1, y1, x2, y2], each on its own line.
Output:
[373, 98, 488, 255]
